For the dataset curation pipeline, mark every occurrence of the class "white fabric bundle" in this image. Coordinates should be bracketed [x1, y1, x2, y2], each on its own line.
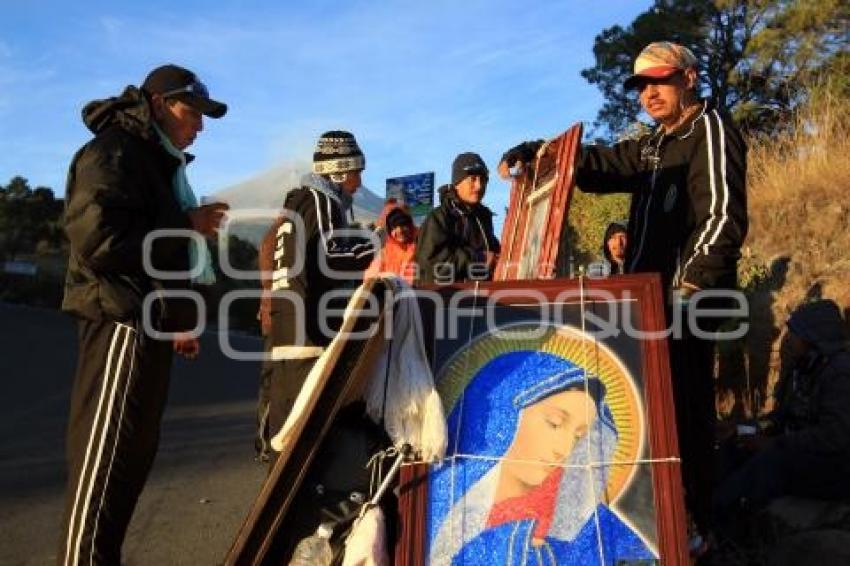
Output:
[270, 282, 374, 453]
[342, 506, 389, 566]
[364, 276, 448, 462]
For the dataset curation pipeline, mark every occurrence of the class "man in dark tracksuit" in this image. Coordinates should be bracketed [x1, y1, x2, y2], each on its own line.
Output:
[59, 65, 228, 564]
[416, 153, 501, 284]
[714, 299, 850, 516]
[267, 131, 375, 451]
[500, 42, 747, 541]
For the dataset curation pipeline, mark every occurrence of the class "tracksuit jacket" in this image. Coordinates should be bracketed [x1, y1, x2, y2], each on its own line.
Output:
[58, 86, 196, 564]
[268, 174, 376, 360]
[62, 86, 195, 329]
[577, 100, 748, 293]
[577, 101, 747, 532]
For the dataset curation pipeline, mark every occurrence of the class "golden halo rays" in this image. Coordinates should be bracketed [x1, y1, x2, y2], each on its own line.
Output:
[436, 323, 644, 503]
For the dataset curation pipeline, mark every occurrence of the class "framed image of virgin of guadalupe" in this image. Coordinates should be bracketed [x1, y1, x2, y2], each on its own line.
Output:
[396, 275, 688, 565]
[495, 123, 582, 281]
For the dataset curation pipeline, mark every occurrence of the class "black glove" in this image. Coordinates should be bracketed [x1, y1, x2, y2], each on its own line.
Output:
[500, 139, 545, 167]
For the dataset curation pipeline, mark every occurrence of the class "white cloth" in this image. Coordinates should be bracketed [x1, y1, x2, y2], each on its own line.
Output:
[342, 507, 389, 566]
[270, 282, 374, 453]
[363, 277, 447, 462]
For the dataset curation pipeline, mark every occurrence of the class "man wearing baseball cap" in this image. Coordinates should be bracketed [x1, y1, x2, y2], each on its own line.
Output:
[58, 64, 228, 564]
[500, 41, 748, 548]
[141, 64, 227, 119]
[415, 152, 501, 284]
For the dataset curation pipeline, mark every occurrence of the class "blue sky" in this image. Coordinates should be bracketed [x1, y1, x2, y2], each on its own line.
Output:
[0, 0, 649, 218]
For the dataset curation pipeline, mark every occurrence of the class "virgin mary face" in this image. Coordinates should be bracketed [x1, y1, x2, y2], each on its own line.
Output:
[500, 389, 597, 492]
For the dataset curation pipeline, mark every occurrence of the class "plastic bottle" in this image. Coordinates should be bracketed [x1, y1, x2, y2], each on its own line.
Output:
[288, 522, 334, 566]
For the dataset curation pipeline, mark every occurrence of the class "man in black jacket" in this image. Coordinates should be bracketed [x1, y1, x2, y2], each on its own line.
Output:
[500, 42, 747, 294]
[58, 64, 228, 564]
[499, 42, 748, 542]
[415, 153, 501, 284]
[266, 131, 376, 451]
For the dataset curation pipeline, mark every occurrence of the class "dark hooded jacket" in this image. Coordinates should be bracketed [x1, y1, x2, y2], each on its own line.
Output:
[268, 174, 376, 357]
[602, 221, 628, 275]
[771, 300, 850, 459]
[415, 185, 500, 284]
[61, 86, 194, 329]
[576, 101, 747, 294]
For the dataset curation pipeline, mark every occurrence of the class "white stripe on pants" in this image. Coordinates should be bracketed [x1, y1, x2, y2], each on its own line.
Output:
[64, 323, 134, 566]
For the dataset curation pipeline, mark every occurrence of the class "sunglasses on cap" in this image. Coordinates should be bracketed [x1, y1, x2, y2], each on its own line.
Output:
[160, 78, 210, 100]
[633, 70, 684, 92]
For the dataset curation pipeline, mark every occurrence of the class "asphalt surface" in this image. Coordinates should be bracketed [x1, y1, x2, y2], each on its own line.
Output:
[0, 303, 267, 565]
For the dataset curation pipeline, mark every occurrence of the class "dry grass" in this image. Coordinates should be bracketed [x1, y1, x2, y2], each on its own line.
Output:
[721, 85, 850, 417]
[746, 88, 850, 283]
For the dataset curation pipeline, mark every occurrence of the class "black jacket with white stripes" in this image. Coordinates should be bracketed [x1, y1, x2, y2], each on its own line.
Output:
[269, 178, 375, 358]
[576, 100, 747, 294]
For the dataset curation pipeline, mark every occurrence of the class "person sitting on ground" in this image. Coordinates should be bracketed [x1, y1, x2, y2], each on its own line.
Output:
[602, 220, 628, 275]
[713, 299, 850, 520]
[415, 153, 500, 284]
[365, 203, 418, 283]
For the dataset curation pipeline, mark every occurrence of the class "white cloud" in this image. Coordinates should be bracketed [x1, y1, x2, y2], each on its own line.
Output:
[99, 16, 124, 36]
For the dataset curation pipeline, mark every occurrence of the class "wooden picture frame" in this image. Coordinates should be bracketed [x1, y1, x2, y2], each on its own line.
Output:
[495, 123, 583, 281]
[397, 275, 687, 565]
[226, 280, 389, 565]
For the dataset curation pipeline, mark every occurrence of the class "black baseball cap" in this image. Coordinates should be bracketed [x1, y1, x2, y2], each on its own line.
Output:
[141, 64, 227, 118]
[451, 152, 489, 185]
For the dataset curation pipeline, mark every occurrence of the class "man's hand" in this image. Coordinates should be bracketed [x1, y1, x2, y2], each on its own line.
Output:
[497, 139, 545, 179]
[680, 281, 701, 295]
[174, 333, 200, 360]
[257, 294, 272, 336]
[672, 281, 702, 306]
[188, 202, 229, 237]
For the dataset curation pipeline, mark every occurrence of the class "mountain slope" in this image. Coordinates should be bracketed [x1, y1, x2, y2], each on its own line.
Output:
[211, 160, 385, 245]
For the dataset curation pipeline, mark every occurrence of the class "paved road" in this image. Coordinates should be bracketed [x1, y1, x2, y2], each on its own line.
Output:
[0, 303, 267, 565]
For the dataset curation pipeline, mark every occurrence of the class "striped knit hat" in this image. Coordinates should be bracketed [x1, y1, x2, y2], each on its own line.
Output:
[312, 130, 366, 175]
[624, 41, 698, 90]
